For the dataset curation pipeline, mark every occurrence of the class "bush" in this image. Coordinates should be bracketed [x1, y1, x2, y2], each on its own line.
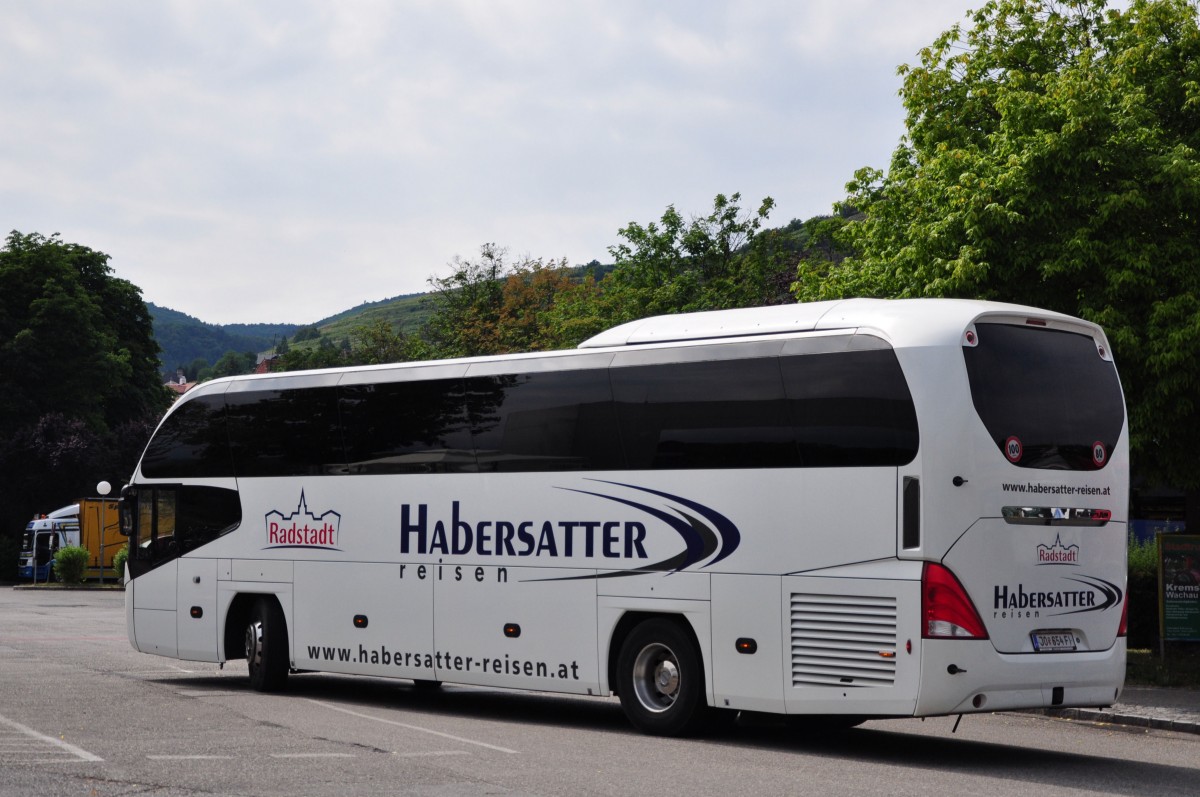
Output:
[113, 545, 128, 582]
[0, 533, 20, 583]
[1128, 534, 1162, 648]
[53, 545, 90, 584]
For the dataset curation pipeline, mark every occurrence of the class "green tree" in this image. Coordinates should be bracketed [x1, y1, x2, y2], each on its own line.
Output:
[420, 245, 609, 356]
[0, 232, 166, 434]
[184, 358, 209, 381]
[795, 0, 1200, 518]
[422, 244, 515, 357]
[349, 319, 409, 365]
[272, 338, 344, 372]
[0, 232, 170, 537]
[606, 193, 780, 320]
[207, 350, 257, 379]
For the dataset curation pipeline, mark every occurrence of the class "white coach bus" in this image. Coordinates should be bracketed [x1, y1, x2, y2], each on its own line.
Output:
[120, 299, 1128, 736]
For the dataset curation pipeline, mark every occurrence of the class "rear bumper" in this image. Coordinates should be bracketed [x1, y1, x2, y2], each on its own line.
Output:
[915, 637, 1125, 716]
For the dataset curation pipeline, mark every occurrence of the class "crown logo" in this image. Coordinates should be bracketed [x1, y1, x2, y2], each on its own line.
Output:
[264, 491, 341, 549]
[1037, 533, 1079, 565]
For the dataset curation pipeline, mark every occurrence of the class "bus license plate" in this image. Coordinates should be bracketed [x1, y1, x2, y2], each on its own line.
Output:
[1031, 631, 1076, 652]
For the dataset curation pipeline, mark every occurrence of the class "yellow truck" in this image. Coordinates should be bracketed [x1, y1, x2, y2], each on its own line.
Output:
[18, 498, 122, 582]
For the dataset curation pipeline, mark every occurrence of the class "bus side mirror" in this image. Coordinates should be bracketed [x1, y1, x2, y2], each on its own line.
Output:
[118, 487, 134, 537]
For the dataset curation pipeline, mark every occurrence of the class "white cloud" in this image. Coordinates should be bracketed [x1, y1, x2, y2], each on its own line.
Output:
[0, 0, 980, 324]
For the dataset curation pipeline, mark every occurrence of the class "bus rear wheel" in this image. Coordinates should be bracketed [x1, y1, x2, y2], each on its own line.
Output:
[245, 598, 289, 692]
[617, 618, 707, 736]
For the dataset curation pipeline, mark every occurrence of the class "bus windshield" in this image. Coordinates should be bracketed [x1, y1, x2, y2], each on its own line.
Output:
[963, 323, 1124, 470]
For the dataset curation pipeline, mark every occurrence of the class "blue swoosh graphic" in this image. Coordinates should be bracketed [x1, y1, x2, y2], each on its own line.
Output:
[587, 480, 742, 567]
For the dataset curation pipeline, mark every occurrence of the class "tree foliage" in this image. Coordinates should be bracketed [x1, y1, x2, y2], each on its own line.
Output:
[795, 0, 1200, 491]
[605, 193, 787, 320]
[0, 231, 170, 537]
[421, 245, 601, 357]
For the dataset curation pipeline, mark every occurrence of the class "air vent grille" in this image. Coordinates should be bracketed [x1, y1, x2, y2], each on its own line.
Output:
[790, 592, 898, 688]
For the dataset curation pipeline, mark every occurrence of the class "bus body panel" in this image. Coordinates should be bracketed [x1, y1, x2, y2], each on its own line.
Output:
[293, 561, 434, 680]
[710, 574, 785, 713]
[944, 519, 1126, 654]
[782, 573, 921, 716]
[432, 565, 600, 693]
[597, 571, 709, 600]
[130, 558, 178, 658]
[177, 557, 219, 662]
[915, 638, 1126, 715]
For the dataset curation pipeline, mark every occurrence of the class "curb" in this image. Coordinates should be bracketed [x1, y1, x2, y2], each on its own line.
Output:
[1036, 707, 1200, 735]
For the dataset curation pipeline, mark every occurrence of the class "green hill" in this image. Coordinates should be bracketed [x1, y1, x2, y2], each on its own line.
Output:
[302, 293, 433, 346]
[149, 304, 300, 376]
[148, 293, 434, 376]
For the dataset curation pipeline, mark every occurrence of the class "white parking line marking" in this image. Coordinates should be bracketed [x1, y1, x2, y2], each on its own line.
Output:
[305, 699, 519, 754]
[270, 753, 357, 758]
[0, 713, 103, 763]
[147, 755, 235, 760]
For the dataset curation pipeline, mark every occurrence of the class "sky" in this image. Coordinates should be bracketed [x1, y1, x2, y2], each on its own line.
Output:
[2, 0, 982, 326]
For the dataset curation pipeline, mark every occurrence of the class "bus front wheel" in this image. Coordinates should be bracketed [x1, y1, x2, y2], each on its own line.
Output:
[245, 598, 289, 692]
[617, 618, 707, 736]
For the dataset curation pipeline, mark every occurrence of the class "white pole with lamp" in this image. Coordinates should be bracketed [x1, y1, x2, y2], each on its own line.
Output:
[96, 481, 111, 585]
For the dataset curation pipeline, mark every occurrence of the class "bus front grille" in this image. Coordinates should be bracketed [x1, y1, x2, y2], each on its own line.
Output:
[789, 593, 898, 688]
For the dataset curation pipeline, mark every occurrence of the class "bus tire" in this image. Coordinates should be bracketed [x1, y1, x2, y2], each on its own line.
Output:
[617, 618, 707, 737]
[245, 598, 289, 692]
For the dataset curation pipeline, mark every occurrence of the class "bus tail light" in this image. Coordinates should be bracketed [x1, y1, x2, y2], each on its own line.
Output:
[922, 562, 989, 639]
[1118, 595, 1128, 637]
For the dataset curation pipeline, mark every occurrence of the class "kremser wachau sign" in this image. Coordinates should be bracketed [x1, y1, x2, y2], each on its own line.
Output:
[1158, 533, 1200, 642]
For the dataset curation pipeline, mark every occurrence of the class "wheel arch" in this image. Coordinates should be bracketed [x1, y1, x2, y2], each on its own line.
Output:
[606, 610, 707, 699]
[222, 591, 287, 662]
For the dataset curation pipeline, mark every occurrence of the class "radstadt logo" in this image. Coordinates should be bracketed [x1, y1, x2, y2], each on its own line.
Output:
[1037, 533, 1080, 565]
[264, 491, 341, 550]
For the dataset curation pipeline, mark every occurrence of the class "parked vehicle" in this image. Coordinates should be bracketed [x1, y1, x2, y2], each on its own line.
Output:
[19, 498, 121, 581]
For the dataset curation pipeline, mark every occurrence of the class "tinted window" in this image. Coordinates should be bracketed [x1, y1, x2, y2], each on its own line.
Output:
[466, 370, 624, 471]
[612, 358, 800, 469]
[176, 485, 242, 552]
[780, 350, 919, 466]
[964, 323, 1124, 470]
[340, 379, 475, 473]
[140, 394, 234, 479]
[225, 387, 346, 476]
[126, 484, 241, 576]
[139, 344, 921, 478]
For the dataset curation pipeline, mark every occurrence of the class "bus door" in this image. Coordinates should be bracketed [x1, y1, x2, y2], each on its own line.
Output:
[122, 484, 181, 658]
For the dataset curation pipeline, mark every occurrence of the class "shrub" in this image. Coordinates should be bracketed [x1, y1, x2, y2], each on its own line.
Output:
[0, 533, 19, 583]
[113, 545, 128, 582]
[53, 545, 90, 584]
[1127, 533, 1163, 648]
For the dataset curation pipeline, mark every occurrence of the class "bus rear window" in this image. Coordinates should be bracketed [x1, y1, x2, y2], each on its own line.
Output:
[963, 323, 1124, 470]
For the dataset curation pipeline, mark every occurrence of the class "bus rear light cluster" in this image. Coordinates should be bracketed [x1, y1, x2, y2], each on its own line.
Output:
[1118, 595, 1128, 637]
[922, 562, 989, 640]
